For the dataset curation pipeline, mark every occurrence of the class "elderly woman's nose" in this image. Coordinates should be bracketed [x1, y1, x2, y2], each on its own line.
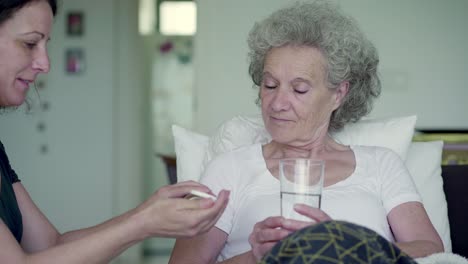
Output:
[271, 88, 291, 111]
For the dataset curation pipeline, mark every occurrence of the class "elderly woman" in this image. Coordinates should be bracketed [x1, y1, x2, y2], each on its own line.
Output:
[169, 1, 443, 263]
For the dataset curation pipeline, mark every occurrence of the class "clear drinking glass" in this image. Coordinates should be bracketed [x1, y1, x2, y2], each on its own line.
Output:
[280, 159, 324, 221]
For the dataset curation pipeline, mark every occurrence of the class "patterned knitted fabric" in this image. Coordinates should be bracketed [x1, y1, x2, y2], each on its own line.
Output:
[260, 221, 416, 264]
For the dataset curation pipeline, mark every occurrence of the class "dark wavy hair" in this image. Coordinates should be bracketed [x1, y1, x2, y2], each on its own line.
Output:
[0, 0, 57, 26]
[248, 0, 381, 132]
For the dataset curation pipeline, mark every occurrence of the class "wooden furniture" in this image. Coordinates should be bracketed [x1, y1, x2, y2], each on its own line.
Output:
[441, 165, 468, 256]
[157, 154, 177, 184]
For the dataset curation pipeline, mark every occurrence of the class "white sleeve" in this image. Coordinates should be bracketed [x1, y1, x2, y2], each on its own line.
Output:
[199, 153, 238, 235]
[377, 148, 422, 213]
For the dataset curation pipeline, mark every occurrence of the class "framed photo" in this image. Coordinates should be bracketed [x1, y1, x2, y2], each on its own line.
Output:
[67, 11, 84, 36]
[65, 48, 85, 74]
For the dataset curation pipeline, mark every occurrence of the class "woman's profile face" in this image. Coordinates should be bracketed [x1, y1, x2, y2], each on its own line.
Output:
[0, 0, 53, 107]
[260, 45, 342, 146]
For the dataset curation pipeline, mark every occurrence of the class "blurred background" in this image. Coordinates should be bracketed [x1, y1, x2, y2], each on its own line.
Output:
[0, 0, 467, 263]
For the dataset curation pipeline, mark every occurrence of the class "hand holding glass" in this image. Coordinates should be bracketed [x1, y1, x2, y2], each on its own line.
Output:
[280, 159, 324, 221]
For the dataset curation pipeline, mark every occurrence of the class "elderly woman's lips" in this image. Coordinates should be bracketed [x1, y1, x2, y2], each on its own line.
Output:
[271, 116, 291, 122]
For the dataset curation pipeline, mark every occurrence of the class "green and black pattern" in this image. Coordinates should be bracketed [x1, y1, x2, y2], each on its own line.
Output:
[260, 220, 416, 264]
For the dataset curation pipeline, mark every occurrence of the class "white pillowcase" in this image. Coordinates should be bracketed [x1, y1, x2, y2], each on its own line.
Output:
[202, 115, 270, 172]
[172, 114, 450, 249]
[332, 115, 417, 160]
[203, 114, 417, 168]
[405, 141, 451, 252]
[172, 125, 209, 182]
[173, 114, 417, 182]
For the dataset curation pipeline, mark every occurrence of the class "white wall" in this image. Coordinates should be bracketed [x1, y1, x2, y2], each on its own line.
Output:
[112, 0, 145, 262]
[341, 0, 468, 129]
[194, 0, 468, 134]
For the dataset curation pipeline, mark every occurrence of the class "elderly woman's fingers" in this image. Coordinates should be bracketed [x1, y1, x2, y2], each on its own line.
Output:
[252, 241, 279, 261]
[257, 226, 290, 242]
[249, 217, 291, 261]
[281, 219, 312, 231]
[293, 203, 332, 222]
[256, 216, 290, 241]
[259, 216, 285, 229]
[281, 204, 333, 231]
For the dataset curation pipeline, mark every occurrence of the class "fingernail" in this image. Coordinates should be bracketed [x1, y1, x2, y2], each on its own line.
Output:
[200, 198, 215, 208]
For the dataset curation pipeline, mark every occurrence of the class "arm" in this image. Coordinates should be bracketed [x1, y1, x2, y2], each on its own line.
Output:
[216, 252, 257, 264]
[1, 181, 228, 263]
[169, 226, 228, 264]
[289, 198, 443, 257]
[58, 182, 229, 241]
[377, 149, 444, 257]
[169, 216, 290, 264]
[1, 208, 147, 263]
[388, 201, 444, 258]
[14, 182, 60, 252]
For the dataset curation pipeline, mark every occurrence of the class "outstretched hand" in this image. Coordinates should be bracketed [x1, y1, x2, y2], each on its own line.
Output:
[135, 181, 229, 239]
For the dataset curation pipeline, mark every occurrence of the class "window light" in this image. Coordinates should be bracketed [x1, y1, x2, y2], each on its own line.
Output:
[160, 1, 196, 35]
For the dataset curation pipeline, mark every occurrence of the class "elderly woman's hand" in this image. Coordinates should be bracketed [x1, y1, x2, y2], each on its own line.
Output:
[248, 216, 292, 261]
[281, 204, 333, 231]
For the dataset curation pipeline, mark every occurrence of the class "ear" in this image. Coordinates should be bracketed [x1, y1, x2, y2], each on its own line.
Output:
[332, 81, 349, 110]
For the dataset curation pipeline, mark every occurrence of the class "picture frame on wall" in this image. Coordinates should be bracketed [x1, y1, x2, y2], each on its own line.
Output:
[65, 48, 85, 74]
[66, 11, 84, 36]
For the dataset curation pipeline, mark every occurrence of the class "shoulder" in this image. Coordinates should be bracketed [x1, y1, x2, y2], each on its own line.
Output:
[201, 143, 264, 183]
[207, 143, 263, 166]
[351, 145, 403, 162]
[351, 145, 407, 178]
[0, 140, 20, 183]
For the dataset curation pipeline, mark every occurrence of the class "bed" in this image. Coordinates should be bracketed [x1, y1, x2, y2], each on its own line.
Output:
[162, 115, 468, 263]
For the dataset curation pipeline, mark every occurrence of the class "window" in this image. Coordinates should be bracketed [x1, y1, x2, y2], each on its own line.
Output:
[159, 1, 196, 35]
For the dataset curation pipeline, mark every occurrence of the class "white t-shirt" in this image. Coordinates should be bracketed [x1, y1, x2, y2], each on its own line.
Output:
[200, 143, 422, 261]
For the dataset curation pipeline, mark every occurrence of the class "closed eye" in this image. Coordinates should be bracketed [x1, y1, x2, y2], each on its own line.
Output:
[25, 42, 37, 49]
[294, 89, 307, 94]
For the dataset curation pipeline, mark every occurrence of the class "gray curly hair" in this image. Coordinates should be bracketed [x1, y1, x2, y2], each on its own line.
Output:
[248, 0, 381, 132]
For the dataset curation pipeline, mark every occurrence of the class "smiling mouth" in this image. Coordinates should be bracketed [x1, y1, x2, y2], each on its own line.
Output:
[18, 78, 33, 84]
[16, 78, 33, 90]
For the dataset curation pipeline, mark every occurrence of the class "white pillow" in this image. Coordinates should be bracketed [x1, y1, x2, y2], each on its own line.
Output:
[203, 115, 270, 171]
[405, 141, 451, 252]
[172, 125, 209, 182]
[174, 114, 416, 181]
[203, 114, 417, 166]
[331, 115, 417, 160]
[173, 115, 450, 252]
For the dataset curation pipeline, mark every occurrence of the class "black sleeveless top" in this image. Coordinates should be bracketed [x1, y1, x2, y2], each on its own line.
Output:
[0, 140, 23, 243]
